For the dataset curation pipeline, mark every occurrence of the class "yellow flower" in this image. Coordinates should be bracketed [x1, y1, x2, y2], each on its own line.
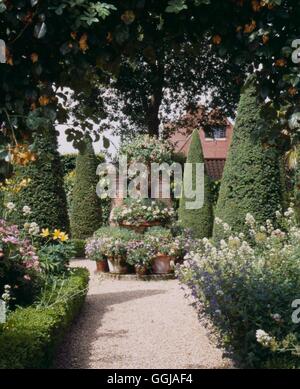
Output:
[53, 229, 61, 240]
[59, 232, 69, 242]
[41, 228, 50, 238]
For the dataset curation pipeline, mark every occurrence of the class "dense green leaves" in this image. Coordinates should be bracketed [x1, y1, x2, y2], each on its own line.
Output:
[214, 75, 284, 238]
[8, 127, 69, 231]
[0, 0, 299, 161]
[166, 0, 188, 14]
[179, 129, 213, 239]
[0, 268, 89, 369]
[70, 137, 102, 239]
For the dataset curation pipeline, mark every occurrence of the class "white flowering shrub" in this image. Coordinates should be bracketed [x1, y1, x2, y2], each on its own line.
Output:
[119, 134, 173, 166]
[112, 199, 176, 226]
[178, 208, 300, 368]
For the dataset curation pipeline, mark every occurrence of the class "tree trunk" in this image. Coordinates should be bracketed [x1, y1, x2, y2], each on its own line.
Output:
[145, 60, 164, 137]
[147, 91, 163, 137]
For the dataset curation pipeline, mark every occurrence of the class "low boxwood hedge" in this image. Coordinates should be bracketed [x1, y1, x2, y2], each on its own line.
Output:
[0, 268, 89, 369]
[71, 239, 86, 258]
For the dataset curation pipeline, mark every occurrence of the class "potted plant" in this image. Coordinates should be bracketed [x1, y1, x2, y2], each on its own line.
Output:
[126, 240, 156, 276]
[145, 228, 182, 274]
[85, 237, 109, 273]
[112, 199, 175, 233]
[92, 227, 142, 274]
[104, 239, 129, 274]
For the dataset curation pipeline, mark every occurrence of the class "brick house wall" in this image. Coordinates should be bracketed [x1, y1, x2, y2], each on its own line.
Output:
[169, 120, 233, 181]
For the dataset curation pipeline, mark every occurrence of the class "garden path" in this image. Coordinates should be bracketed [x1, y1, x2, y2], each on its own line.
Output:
[54, 259, 232, 369]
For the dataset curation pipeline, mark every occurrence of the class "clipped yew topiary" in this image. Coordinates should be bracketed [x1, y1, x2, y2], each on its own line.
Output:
[179, 129, 213, 238]
[9, 128, 69, 231]
[70, 138, 102, 239]
[213, 75, 283, 239]
[294, 155, 300, 223]
[0, 190, 4, 217]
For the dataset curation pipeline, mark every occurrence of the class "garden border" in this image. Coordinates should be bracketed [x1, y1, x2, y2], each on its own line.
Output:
[0, 268, 89, 369]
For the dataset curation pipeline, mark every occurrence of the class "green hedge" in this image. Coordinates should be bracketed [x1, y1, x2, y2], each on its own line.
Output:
[0, 268, 89, 369]
[179, 129, 213, 239]
[8, 128, 69, 231]
[72, 239, 86, 258]
[214, 75, 283, 239]
[70, 138, 102, 239]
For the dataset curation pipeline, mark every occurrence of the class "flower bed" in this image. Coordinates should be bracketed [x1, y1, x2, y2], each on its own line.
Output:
[0, 219, 41, 307]
[178, 209, 300, 368]
[0, 268, 89, 369]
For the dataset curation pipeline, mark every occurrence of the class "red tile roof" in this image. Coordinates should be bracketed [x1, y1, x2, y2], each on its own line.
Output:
[169, 122, 233, 181]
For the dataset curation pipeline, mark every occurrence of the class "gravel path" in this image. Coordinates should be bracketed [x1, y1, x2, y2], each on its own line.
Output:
[54, 259, 232, 369]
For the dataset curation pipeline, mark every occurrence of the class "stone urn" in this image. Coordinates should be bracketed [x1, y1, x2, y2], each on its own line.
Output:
[152, 254, 174, 274]
[107, 256, 129, 274]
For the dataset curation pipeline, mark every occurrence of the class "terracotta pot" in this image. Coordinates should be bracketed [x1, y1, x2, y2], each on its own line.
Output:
[135, 264, 148, 276]
[152, 254, 173, 274]
[96, 260, 108, 273]
[107, 257, 129, 274]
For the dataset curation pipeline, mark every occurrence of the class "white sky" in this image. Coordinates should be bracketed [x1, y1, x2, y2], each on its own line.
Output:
[57, 124, 120, 158]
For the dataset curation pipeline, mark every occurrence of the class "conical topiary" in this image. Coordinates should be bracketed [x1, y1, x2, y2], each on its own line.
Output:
[178, 129, 213, 238]
[213, 75, 283, 239]
[294, 150, 300, 223]
[8, 127, 69, 231]
[70, 137, 102, 239]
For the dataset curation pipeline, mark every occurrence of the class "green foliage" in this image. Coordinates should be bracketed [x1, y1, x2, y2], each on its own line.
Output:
[63, 153, 110, 225]
[61, 154, 78, 175]
[71, 239, 86, 258]
[0, 0, 299, 163]
[8, 128, 69, 231]
[166, 0, 188, 13]
[64, 169, 76, 214]
[214, 76, 283, 239]
[0, 191, 3, 217]
[144, 226, 173, 239]
[61, 153, 105, 175]
[179, 129, 213, 239]
[211, 180, 221, 208]
[0, 268, 89, 369]
[94, 226, 141, 241]
[125, 240, 156, 269]
[294, 150, 300, 222]
[70, 138, 102, 239]
[38, 242, 75, 275]
[0, 219, 42, 308]
[119, 134, 173, 165]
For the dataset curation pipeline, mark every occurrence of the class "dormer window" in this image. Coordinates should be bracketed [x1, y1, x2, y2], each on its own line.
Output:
[205, 126, 226, 140]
